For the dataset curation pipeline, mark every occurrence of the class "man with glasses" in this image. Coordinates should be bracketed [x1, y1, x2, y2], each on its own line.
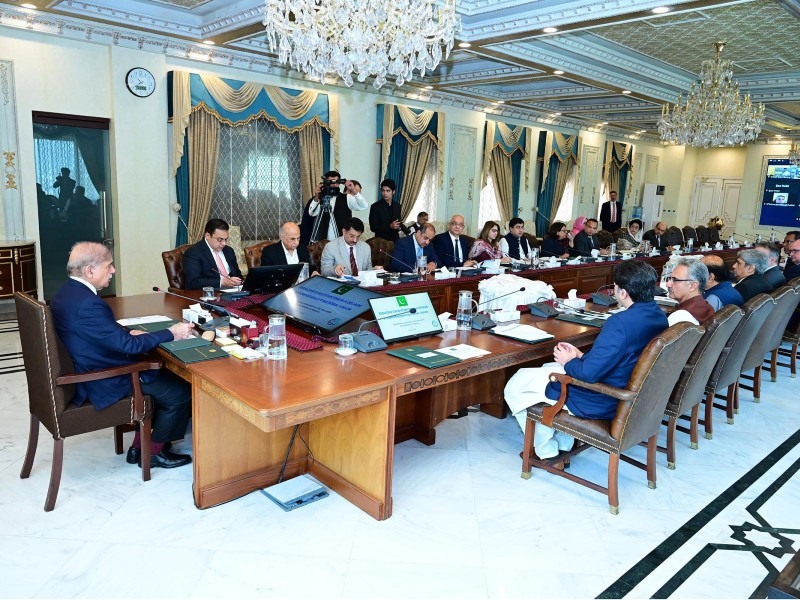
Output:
[782, 231, 800, 253]
[390, 222, 440, 274]
[784, 238, 800, 282]
[182, 218, 244, 290]
[665, 258, 715, 325]
[731, 248, 772, 303]
[432, 214, 477, 269]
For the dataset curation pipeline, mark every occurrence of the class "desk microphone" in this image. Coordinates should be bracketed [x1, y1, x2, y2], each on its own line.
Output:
[551, 298, 608, 318]
[352, 307, 418, 353]
[211, 267, 243, 288]
[471, 286, 526, 330]
[152, 286, 236, 318]
[379, 249, 421, 273]
[590, 283, 618, 306]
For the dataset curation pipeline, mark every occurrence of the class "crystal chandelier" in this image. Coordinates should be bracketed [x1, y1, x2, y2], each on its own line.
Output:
[658, 42, 765, 148]
[262, 0, 460, 89]
[789, 141, 800, 168]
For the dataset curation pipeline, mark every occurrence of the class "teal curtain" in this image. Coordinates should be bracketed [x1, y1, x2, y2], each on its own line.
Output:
[536, 153, 561, 235]
[511, 151, 522, 217]
[175, 136, 189, 246]
[384, 135, 408, 204]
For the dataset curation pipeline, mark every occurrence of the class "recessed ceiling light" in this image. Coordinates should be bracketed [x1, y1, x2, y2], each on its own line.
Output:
[202, 40, 215, 45]
[552, 112, 561, 116]
[496, 100, 505, 104]
[601, 121, 609, 125]
[638, 130, 647, 133]
[621, 90, 632, 94]
[20, 2, 37, 8]
[776, 134, 783, 138]
[424, 85, 433, 90]
[458, 42, 471, 48]
[651, 6, 671, 14]
[553, 70, 565, 75]
[543, 27, 558, 33]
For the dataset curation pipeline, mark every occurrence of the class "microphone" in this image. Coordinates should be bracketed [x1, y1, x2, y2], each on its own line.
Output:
[211, 267, 242, 289]
[379, 248, 418, 273]
[532, 205, 551, 226]
[152, 286, 235, 318]
[352, 307, 418, 352]
[590, 284, 617, 306]
[551, 298, 608, 318]
[471, 286, 526, 330]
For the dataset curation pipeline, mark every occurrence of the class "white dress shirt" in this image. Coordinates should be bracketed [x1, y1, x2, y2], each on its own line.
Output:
[204, 238, 232, 285]
[498, 235, 532, 259]
[308, 192, 368, 241]
[70, 276, 97, 294]
[282, 244, 299, 265]
[449, 232, 462, 262]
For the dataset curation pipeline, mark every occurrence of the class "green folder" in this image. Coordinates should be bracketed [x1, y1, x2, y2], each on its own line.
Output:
[555, 314, 607, 328]
[386, 346, 463, 369]
[125, 319, 177, 332]
[160, 337, 210, 353]
[168, 344, 230, 364]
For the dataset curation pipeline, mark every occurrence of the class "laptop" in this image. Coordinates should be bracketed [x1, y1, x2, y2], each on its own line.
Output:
[241, 264, 304, 294]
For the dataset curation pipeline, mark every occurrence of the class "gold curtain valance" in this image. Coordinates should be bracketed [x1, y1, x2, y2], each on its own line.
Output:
[380, 103, 444, 189]
[540, 132, 581, 192]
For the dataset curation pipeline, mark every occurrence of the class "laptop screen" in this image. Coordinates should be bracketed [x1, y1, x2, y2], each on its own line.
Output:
[368, 292, 443, 343]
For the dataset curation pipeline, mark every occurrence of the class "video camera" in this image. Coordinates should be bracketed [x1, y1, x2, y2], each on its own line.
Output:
[321, 177, 347, 199]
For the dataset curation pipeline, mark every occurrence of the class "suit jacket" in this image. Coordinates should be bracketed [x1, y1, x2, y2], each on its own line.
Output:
[545, 300, 669, 420]
[50, 278, 174, 409]
[642, 229, 669, 251]
[369, 200, 403, 242]
[734, 273, 773, 303]
[573, 230, 599, 256]
[703, 281, 744, 310]
[763, 265, 786, 291]
[390, 235, 441, 273]
[599, 201, 622, 232]
[432, 233, 471, 268]
[260, 242, 315, 273]
[784, 260, 800, 282]
[182, 240, 243, 290]
[320, 237, 373, 276]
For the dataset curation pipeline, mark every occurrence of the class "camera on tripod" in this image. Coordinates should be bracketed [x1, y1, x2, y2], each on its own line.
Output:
[321, 177, 347, 199]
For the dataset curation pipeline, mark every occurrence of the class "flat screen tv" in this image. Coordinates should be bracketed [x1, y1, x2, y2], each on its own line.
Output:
[756, 156, 800, 228]
[261, 276, 385, 334]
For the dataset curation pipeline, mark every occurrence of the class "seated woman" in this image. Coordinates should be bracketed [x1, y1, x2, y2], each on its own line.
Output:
[618, 218, 643, 248]
[468, 221, 512, 263]
[541, 222, 575, 259]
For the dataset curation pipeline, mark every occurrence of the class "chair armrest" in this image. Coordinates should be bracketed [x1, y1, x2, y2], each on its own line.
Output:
[542, 373, 636, 426]
[565, 379, 637, 403]
[56, 360, 163, 386]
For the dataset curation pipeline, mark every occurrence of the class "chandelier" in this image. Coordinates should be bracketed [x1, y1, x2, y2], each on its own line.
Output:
[790, 141, 800, 168]
[262, 0, 460, 89]
[658, 42, 765, 147]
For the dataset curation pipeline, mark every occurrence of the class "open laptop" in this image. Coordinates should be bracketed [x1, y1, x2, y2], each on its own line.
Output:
[241, 264, 304, 294]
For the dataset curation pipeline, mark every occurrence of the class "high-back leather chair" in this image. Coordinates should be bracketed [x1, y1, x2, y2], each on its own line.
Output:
[740, 285, 800, 398]
[612, 227, 628, 242]
[244, 240, 278, 270]
[161, 243, 192, 292]
[708, 227, 721, 243]
[667, 226, 684, 247]
[663, 306, 743, 469]
[776, 277, 800, 377]
[682, 226, 698, 246]
[365, 237, 395, 270]
[307, 240, 329, 273]
[521, 322, 703, 514]
[597, 230, 614, 249]
[523, 232, 540, 249]
[703, 293, 774, 437]
[14, 292, 156, 511]
[695, 225, 710, 244]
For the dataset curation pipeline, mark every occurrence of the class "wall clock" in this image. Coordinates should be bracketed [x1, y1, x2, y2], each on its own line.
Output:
[125, 68, 155, 98]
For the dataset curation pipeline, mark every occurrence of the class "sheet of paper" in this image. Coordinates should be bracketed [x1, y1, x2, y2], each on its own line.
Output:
[493, 323, 554, 343]
[117, 315, 173, 326]
[436, 344, 491, 360]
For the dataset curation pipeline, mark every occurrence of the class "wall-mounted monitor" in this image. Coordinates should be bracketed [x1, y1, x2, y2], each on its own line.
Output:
[756, 156, 800, 228]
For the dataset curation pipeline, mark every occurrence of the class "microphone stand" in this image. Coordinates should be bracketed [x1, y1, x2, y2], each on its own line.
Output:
[471, 286, 526, 330]
[352, 308, 419, 352]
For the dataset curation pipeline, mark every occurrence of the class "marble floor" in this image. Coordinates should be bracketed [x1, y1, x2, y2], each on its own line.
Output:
[1, 318, 799, 599]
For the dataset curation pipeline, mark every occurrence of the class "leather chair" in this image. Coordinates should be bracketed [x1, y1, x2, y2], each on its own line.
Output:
[612, 228, 628, 243]
[521, 322, 703, 514]
[161, 243, 192, 292]
[776, 277, 800, 377]
[365, 237, 395, 270]
[461, 234, 476, 251]
[695, 225, 710, 244]
[667, 226, 685, 247]
[597, 229, 614, 249]
[523, 232, 540, 249]
[663, 306, 743, 469]
[703, 293, 774, 437]
[14, 292, 156, 511]
[244, 240, 278, 270]
[682, 226, 698, 245]
[708, 227, 721, 243]
[307, 240, 329, 273]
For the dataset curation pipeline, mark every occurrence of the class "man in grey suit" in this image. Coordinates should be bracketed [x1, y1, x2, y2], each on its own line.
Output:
[320, 217, 377, 277]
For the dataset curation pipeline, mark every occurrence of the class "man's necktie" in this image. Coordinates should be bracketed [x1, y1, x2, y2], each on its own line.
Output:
[656, 236, 661, 248]
[590, 235, 594, 248]
[349, 245, 358, 276]
[453, 238, 460, 263]
[213, 251, 228, 278]
[610, 202, 616, 223]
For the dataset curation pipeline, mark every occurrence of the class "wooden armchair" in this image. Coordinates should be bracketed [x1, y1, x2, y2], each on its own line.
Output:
[682, 226, 698, 245]
[597, 230, 614, 249]
[161, 243, 192, 292]
[307, 240, 329, 272]
[775, 277, 800, 377]
[667, 226, 685, 247]
[244, 240, 278, 270]
[15, 292, 157, 511]
[521, 322, 703, 514]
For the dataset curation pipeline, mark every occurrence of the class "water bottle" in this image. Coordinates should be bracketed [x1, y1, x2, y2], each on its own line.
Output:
[456, 290, 476, 331]
[686, 238, 694, 251]
[416, 256, 427, 281]
[609, 243, 617, 259]
[530, 247, 539, 267]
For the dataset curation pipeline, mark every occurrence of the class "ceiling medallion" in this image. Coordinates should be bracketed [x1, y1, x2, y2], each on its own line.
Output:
[658, 41, 765, 147]
[790, 141, 800, 168]
[262, 0, 460, 89]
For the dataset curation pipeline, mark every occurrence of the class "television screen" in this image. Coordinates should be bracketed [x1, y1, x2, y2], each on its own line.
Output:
[261, 276, 385, 334]
[368, 292, 443, 343]
[758, 158, 800, 228]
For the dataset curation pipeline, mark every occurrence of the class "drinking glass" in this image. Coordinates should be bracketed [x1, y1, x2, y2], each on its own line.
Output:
[267, 314, 287, 360]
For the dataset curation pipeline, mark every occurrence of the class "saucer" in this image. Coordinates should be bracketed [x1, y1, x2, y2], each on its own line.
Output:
[334, 347, 357, 356]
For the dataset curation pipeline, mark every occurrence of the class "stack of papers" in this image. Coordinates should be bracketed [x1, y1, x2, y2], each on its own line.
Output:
[491, 324, 554, 344]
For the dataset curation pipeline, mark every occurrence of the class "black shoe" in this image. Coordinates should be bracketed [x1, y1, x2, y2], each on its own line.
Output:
[149, 449, 192, 469]
[126, 441, 172, 465]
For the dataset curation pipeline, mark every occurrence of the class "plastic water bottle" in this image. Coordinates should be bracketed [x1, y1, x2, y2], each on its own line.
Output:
[456, 290, 474, 331]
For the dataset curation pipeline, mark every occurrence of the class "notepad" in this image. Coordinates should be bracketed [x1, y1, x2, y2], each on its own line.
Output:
[385, 346, 463, 369]
[491, 323, 555, 344]
[118, 315, 177, 332]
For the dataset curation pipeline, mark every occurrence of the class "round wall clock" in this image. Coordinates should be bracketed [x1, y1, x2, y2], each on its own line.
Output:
[125, 68, 156, 98]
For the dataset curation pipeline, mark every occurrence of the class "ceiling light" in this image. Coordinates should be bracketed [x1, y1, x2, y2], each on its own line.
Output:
[776, 134, 783, 138]
[495, 100, 505, 104]
[651, 6, 671, 14]
[20, 2, 37, 8]
[543, 27, 558, 33]
[553, 70, 564, 75]
[458, 42, 471, 48]
[600, 121, 609, 125]
[552, 112, 561, 116]
[638, 130, 647, 133]
[424, 85, 433, 90]
[263, 0, 460, 89]
[658, 41, 765, 147]
[202, 40, 215, 45]
[621, 90, 632, 94]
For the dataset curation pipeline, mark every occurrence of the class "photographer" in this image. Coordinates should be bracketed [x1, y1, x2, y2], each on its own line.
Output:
[369, 178, 406, 242]
[300, 170, 367, 245]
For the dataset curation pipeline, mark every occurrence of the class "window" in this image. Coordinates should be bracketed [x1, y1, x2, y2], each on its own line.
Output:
[33, 131, 100, 202]
[211, 119, 302, 241]
[554, 164, 578, 223]
[404, 150, 437, 224]
[478, 175, 502, 230]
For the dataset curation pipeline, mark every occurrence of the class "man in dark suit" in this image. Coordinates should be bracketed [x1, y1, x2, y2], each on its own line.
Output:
[182, 218, 244, 289]
[260, 222, 317, 274]
[599, 190, 622, 232]
[732, 249, 773, 303]
[785, 239, 800, 282]
[755, 241, 786, 291]
[573, 218, 608, 256]
[432, 214, 477, 269]
[50, 242, 194, 468]
[504, 260, 668, 458]
[642, 221, 672, 251]
[369, 179, 405, 242]
[390, 223, 440, 273]
[406, 211, 429, 234]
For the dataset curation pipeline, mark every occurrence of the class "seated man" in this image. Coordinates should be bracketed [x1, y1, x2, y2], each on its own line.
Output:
[754, 241, 786, 291]
[504, 260, 668, 458]
[499, 217, 535, 261]
[642, 221, 672, 251]
[406, 211, 429, 235]
[665, 258, 715, 325]
[320, 217, 374, 277]
[432, 214, 477, 269]
[182, 218, 243, 289]
[782, 230, 800, 251]
[784, 238, 800, 282]
[572, 218, 608, 256]
[260, 222, 317, 274]
[51, 242, 194, 468]
[701, 254, 743, 311]
[390, 223, 440, 273]
[732, 249, 772, 303]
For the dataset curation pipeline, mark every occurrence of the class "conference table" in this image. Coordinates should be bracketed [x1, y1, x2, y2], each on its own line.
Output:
[107, 249, 738, 520]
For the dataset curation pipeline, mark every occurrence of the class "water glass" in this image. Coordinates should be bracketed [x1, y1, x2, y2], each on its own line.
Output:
[297, 262, 309, 284]
[267, 314, 287, 360]
[609, 243, 617, 258]
[416, 256, 427, 280]
[201, 286, 215, 300]
[456, 290, 474, 331]
[338, 333, 355, 354]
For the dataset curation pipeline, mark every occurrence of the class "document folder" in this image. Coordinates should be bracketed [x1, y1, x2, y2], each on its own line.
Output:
[385, 346, 463, 369]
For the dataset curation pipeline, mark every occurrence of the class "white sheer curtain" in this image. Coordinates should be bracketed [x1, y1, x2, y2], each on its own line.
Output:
[554, 165, 578, 224]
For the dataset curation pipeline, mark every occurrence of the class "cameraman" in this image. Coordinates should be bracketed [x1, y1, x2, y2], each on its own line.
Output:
[300, 170, 367, 245]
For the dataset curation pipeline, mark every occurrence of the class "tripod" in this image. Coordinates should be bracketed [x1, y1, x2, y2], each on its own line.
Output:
[309, 193, 338, 243]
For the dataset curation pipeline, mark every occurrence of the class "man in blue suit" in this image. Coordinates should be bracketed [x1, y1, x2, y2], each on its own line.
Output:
[504, 260, 668, 458]
[432, 214, 478, 269]
[182, 218, 244, 289]
[51, 242, 194, 469]
[390, 223, 441, 273]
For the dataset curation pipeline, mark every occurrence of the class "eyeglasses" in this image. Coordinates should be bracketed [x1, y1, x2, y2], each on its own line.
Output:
[665, 277, 695, 283]
[559, 229, 567, 233]
[450, 221, 465, 227]
[213, 236, 229, 243]
[790, 249, 800, 254]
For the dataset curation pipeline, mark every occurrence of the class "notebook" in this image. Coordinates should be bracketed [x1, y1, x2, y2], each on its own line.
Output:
[385, 346, 463, 369]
